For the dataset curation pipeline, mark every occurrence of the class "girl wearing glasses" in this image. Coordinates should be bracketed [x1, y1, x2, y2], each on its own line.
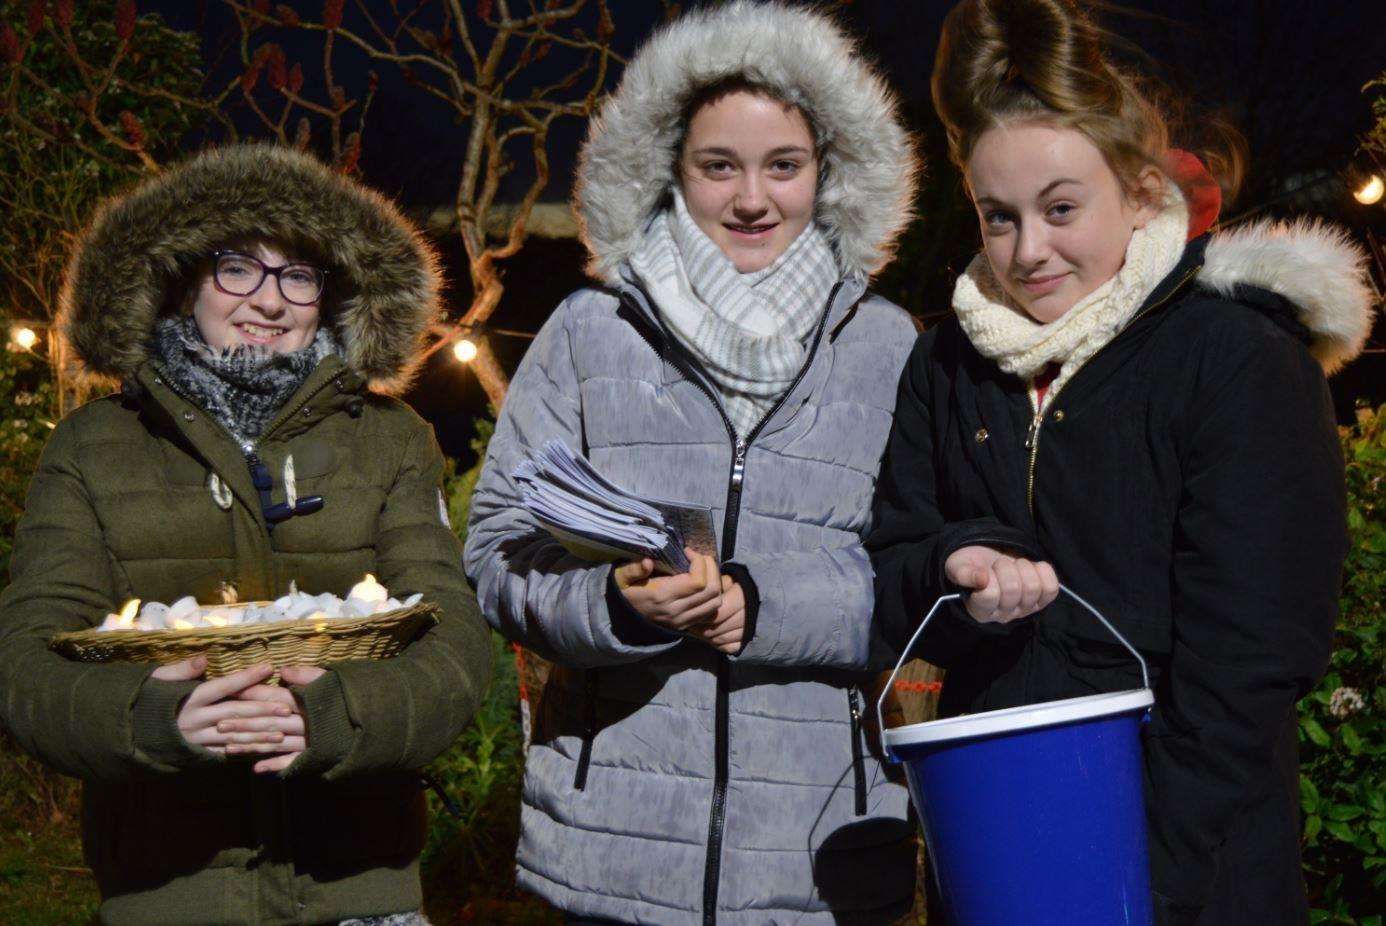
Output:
[0, 144, 491, 926]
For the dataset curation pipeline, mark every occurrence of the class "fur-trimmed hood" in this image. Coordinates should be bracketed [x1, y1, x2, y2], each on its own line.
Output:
[575, 0, 918, 284]
[1198, 218, 1378, 375]
[59, 144, 442, 394]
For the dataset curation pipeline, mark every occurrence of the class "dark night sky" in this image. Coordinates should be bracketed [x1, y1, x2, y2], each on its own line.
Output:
[142, 0, 1386, 459]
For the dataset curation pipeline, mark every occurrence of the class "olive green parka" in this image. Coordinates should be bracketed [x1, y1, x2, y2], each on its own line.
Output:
[0, 145, 492, 925]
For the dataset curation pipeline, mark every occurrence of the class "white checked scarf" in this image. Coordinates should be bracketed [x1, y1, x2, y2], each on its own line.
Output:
[953, 186, 1189, 408]
[629, 188, 841, 438]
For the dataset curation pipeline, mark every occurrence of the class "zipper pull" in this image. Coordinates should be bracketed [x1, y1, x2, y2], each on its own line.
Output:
[730, 439, 747, 490]
[1024, 412, 1043, 450]
[245, 452, 272, 492]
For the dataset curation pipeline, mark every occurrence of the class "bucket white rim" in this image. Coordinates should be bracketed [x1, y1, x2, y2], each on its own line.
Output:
[884, 689, 1154, 751]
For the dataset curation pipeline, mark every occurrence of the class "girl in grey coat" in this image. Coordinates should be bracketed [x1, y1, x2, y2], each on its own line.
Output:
[465, 4, 920, 922]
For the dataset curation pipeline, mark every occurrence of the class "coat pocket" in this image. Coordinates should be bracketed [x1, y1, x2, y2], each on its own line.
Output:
[96, 774, 253, 878]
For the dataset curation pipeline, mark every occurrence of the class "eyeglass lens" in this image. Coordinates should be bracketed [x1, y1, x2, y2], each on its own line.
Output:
[214, 253, 324, 305]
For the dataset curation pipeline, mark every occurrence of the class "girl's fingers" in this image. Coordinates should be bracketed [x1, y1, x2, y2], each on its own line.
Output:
[614, 558, 655, 589]
[151, 655, 207, 682]
[237, 686, 300, 708]
[188, 700, 293, 727]
[968, 574, 1001, 616]
[668, 595, 722, 630]
[1016, 559, 1042, 614]
[227, 736, 306, 756]
[185, 664, 275, 707]
[650, 571, 714, 606]
[1037, 562, 1060, 606]
[945, 546, 999, 590]
[214, 730, 286, 746]
[253, 752, 301, 774]
[665, 584, 722, 619]
[226, 740, 291, 756]
[280, 665, 326, 687]
[218, 714, 305, 735]
[992, 558, 1022, 614]
[708, 628, 743, 647]
[696, 552, 723, 599]
[185, 727, 283, 747]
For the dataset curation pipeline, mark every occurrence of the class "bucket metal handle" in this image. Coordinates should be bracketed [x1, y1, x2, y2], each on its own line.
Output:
[876, 584, 1151, 757]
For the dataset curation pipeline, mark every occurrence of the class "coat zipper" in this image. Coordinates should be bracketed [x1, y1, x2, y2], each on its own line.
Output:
[848, 688, 867, 816]
[620, 280, 844, 926]
[1024, 265, 1201, 516]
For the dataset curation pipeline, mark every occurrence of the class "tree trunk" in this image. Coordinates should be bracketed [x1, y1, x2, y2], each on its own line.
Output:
[469, 335, 509, 412]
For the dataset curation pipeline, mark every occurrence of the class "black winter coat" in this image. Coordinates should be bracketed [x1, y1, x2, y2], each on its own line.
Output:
[868, 233, 1359, 926]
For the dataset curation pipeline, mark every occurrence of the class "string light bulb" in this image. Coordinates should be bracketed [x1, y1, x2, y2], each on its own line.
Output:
[11, 326, 38, 350]
[453, 338, 478, 363]
[1353, 174, 1384, 205]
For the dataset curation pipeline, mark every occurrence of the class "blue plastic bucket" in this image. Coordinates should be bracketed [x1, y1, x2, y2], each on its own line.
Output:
[878, 586, 1155, 926]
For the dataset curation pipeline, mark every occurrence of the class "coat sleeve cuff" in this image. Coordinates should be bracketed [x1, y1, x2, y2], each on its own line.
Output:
[605, 568, 683, 647]
[720, 562, 760, 656]
[130, 676, 223, 770]
[283, 670, 356, 779]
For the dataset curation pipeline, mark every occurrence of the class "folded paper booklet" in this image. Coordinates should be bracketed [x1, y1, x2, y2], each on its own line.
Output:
[513, 441, 717, 574]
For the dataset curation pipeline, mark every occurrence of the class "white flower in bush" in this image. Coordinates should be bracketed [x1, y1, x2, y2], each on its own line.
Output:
[1327, 686, 1365, 720]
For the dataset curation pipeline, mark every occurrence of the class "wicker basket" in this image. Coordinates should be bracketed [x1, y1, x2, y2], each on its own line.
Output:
[49, 602, 439, 683]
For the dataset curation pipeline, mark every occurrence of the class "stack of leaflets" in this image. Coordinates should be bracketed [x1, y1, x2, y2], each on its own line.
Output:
[513, 441, 716, 575]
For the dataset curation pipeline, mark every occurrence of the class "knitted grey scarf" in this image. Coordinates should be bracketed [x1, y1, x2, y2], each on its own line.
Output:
[152, 315, 340, 447]
[629, 189, 841, 439]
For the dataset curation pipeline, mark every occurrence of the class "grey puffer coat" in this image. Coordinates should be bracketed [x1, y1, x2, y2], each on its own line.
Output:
[465, 3, 923, 920]
[465, 276, 917, 925]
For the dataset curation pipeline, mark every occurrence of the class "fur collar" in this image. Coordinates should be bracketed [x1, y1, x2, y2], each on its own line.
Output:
[59, 144, 442, 394]
[574, 0, 918, 284]
[1199, 219, 1377, 375]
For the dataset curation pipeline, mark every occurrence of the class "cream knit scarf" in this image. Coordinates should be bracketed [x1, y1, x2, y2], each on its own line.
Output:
[953, 187, 1189, 409]
[629, 188, 841, 439]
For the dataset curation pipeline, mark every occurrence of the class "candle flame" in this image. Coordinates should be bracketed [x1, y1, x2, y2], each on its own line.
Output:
[117, 598, 140, 627]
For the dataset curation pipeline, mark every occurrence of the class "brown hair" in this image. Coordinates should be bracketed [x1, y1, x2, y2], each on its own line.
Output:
[676, 75, 824, 163]
[931, 0, 1242, 202]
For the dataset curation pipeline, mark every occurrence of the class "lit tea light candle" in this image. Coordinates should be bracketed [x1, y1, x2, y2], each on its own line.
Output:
[347, 574, 388, 605]
[99, 598, 142, 631]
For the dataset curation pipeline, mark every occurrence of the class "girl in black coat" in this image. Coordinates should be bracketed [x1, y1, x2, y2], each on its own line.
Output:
[867, 1, 1375, 923]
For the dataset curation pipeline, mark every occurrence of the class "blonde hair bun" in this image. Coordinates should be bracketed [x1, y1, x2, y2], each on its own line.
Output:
[932, 0, 1241, 201]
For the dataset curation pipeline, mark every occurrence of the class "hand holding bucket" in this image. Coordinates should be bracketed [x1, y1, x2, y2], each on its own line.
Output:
[878, 585, 1156, 926]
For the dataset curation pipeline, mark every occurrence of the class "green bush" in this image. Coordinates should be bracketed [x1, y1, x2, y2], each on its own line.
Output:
[0, 343, 57, 575]
[1299, 404, 1386, 925]
[419, 416, 559, 922]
